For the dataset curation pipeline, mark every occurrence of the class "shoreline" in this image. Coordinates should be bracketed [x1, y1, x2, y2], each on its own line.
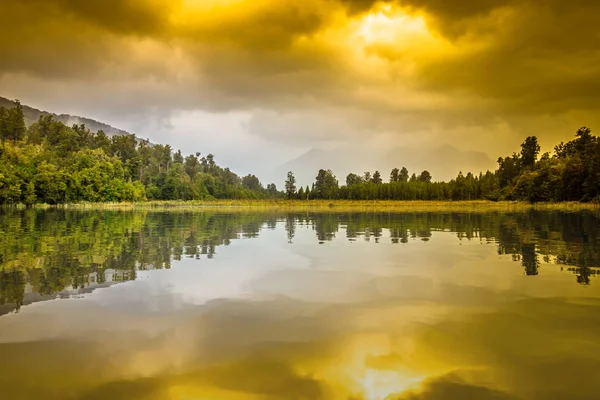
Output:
[2, 200, 598, 212]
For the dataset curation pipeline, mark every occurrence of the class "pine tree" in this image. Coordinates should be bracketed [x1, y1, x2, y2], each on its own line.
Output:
[285, 171, 297, 199]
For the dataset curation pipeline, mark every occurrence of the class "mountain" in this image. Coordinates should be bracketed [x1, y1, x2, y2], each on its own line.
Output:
[0, 96, 130, 137]
[272, 148, 351, 187]
[273, 144, 496, 186]
[382, 144, 497, 179]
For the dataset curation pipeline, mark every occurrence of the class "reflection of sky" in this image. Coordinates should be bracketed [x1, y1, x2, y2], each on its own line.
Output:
[75, 224, 598, 314]
[1, 223, 600, 400]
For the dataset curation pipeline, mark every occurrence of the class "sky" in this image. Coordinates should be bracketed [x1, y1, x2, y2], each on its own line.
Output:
[2, 0, 600, 186]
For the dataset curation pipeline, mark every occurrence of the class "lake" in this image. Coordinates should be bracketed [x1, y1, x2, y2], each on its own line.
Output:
[1, 208, 600, 399]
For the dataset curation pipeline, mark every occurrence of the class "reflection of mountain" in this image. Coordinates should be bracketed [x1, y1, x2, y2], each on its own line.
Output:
[273, 145, 496, 185]
[1, 210, 599, 314]
[0, 96, 130, 137]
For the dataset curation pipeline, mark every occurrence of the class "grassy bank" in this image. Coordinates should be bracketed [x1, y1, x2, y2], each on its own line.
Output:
[4, 199, 599, 213]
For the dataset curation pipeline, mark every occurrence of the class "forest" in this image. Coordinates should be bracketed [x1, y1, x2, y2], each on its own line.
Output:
[286, 127, 600, 202]
[0, 101, 282, 204]
[1, 99, 600, 204]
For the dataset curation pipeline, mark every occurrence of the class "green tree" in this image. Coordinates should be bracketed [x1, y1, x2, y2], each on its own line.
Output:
[184, 153, 201, 179]
[346, 173, 362, 186]
[390, 168, 399, 182]
[399, 167, 409, 182]
[520, 136, 540, 169]
[91, 130, 111, 152]
[0, 101, 26, 142]
[372, 171, 382, 184]
[266, 183, 279, 197]
[173, 150, 184, 164]
[24, 181, 36, 206]
[418, 170, 432, 183]
[497, 154, 520, 188]
[242, 174, 263, 192]
[162, 163, 191, 200]
[285, 171, 297, 199]
[314, 169, 338, 199]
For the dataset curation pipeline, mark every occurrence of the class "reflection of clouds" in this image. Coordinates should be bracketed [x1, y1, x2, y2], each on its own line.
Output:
[2, 213, 600, 399]
[1, 295, 600, 399]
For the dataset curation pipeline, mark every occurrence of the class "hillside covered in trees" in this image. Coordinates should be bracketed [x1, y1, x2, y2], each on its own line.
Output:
[1, 98, 599, 204]
[0, 101, 282, 204]
[0, 96, 131, 137]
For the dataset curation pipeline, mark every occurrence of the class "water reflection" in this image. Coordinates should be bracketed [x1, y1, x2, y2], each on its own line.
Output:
[1, 209, 600, 399]
[1, 209, 599, 314]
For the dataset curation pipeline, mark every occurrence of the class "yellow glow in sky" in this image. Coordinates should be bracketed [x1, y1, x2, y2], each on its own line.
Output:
[358, 3, 428, 44]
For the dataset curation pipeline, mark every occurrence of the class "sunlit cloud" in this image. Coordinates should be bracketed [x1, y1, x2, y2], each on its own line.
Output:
[2, 0, 600, 183]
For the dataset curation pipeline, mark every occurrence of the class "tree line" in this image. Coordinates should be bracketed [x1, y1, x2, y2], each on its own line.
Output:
[2, 98, 600, 204]
[285, 127, 600, 202]
[0, 101, 284, 204]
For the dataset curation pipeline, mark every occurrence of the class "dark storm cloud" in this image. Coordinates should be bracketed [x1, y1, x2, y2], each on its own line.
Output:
[0, 0, 175, 79]
[18, 0, 173, 34]
[2, 0, 600, 174]
[392, 0, 600, 115]
[4, 0, 600, 118]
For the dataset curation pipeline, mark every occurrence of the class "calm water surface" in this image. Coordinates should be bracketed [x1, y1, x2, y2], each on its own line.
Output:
[1, 209, 600, 399]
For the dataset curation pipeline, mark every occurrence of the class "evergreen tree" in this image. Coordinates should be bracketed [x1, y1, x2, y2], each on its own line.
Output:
[390, 168, 400, 182]
[285, 171, 297, 199]
[399, 167, 409, 182]
[372, 171, 382, 184]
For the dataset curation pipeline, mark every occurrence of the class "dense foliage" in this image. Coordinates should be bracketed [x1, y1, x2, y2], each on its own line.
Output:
[0, 101, 283, 204]
[2, 99, 599, 204]
[288, 127, 600, 202]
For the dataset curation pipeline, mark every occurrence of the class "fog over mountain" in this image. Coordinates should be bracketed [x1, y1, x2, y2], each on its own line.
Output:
[274, 145, 495, 187]
[0, 97, 130, 138]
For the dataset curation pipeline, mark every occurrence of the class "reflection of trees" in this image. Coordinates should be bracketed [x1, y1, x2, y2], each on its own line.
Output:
[493, 211, 600, 282]
[0, 270, 25, 310]
[390, 228, 408, 244]
[1, 209, 600, 311]
[285, 214, 296, 244]
[309, 211, 599, 283]
[339, 211, 600, 282]
[520, 243, 540, 276]
[567, 266, 596, 285]
[558, 251, 600, 285]
[0, 210, 267, 312]
[311, 214, 339, 243]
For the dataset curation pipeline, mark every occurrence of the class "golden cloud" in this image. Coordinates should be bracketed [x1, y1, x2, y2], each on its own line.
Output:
[2, 0, 600, 158]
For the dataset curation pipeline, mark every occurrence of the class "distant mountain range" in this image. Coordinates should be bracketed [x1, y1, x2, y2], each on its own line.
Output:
[0, 96, 131, 137]
[273, 144, 497, 185]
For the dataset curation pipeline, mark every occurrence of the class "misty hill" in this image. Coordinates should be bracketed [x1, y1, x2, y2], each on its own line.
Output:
[0, 96, 130, 137]
[274, 145, 496, 186]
